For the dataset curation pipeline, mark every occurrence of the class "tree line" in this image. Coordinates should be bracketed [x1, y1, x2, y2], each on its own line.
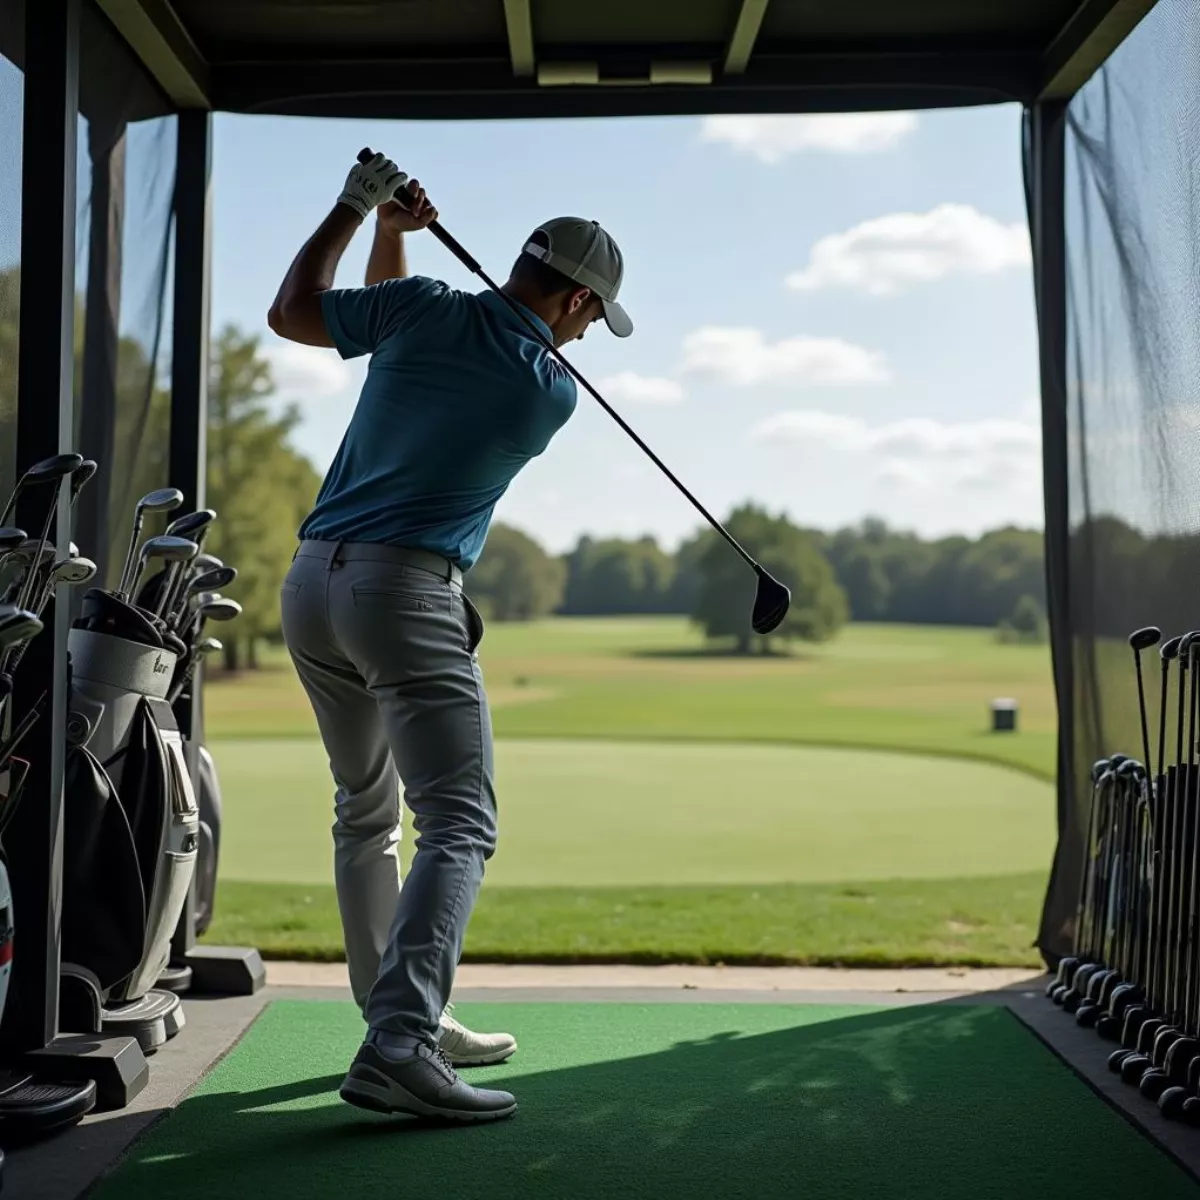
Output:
[0, 292, 1051, 664]
[473, 512, 1047, 639]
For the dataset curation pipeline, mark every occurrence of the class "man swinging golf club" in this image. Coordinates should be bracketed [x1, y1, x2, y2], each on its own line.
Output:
[268, 150, 632, 1122]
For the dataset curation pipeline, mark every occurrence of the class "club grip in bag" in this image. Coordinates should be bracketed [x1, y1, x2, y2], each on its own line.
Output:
[356, 147, 481, 275]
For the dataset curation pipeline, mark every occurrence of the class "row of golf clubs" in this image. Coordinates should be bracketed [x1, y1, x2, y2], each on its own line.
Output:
[116, 486, 241, 702]
[1045, 625, 1200, 1124]
[0, 454, 106, 839]
[0, 458, 242, 710]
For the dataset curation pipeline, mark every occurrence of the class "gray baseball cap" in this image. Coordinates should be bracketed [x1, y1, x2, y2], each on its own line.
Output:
[522, 217, 633, 338]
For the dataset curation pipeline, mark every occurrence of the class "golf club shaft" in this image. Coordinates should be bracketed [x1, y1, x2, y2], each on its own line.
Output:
[357, 148, 761, 576]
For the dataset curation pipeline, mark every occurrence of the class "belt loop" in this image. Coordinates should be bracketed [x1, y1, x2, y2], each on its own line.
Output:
[327, 541, 343, 571]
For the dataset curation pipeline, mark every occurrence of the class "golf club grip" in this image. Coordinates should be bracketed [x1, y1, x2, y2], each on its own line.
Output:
[356, 148, 481, 275]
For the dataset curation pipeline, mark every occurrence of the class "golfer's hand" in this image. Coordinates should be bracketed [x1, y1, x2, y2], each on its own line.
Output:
[337, 152, 408, 221]
[377, 179, 438, 235]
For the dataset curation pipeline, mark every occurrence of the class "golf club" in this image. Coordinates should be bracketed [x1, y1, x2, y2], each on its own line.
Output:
[1131, 627, 1162, 778]
[116, 487, 185, 600]
[129, 535, 199, 607]
[357, 147, 789, 636]
[168, 565, 237, 632]
[0, 452, 82, 527]
[157, 509, 218, 615]
[16, 455, 85, 613]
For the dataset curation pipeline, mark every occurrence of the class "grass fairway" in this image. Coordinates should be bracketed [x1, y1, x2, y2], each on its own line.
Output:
[205, 873, 1048, 967]
[212, 738, 1054, 887]
[199, 619, 1056, 966]
[204, 620, 1056, 780]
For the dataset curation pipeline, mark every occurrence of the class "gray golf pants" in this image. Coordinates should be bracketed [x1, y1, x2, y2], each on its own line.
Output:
[279, 539, 495, 1044]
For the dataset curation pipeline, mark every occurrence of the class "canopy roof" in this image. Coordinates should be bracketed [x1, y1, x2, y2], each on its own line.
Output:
[98, 0, 1157, 118]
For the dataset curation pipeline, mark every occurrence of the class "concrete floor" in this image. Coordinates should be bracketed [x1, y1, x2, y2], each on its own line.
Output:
[6, 965, 1199, 1199]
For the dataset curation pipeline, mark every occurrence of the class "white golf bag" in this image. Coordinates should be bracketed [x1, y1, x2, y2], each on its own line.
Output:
[61, 626, 198, 1045]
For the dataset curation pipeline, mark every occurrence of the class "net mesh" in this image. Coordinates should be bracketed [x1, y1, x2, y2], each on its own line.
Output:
[1043, 0, 1200, 956]
[0, 1, 21, 509]
[73, 2, 175, 584]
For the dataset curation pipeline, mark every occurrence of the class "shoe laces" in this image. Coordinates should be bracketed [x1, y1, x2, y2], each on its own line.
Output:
[431, 1042, 458, 1078]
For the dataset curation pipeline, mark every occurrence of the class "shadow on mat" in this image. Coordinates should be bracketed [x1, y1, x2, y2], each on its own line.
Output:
[85, 1003, 1199, 1200]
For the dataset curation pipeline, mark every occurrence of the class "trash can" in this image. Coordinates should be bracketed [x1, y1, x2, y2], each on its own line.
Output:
[991, 698, 1018, 733]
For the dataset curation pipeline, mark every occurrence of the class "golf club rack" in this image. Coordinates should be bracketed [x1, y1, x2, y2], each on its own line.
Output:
[0, 456, 263, 1164]
[1045, 624, 1200, 1127]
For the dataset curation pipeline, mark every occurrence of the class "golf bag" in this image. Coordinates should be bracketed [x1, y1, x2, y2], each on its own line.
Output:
[61, 622, 199, 1023]
[192, 745, 221, 937]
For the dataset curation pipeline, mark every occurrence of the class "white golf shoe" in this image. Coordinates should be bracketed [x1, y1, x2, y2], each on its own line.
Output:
[437, 1002, 517, 1067]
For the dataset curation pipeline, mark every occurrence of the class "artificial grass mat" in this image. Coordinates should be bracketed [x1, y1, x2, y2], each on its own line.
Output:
[94, 1001, 1198, 1200]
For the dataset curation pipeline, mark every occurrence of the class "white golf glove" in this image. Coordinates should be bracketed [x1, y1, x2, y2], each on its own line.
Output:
[337, 152, 408, 220]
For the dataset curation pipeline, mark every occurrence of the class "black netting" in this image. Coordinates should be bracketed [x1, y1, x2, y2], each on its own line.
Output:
[1040, 0, 1200, 957]
[73, 0, 175, 586]
[0, 0, 22, 508]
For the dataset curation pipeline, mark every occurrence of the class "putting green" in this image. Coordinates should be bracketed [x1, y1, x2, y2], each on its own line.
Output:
[212, 737, 1054, 888]
[93, 1001, 1200, 1200]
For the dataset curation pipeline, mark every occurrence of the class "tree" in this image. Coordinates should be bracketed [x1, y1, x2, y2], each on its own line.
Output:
[561, 534, 675, 614]
[205, 324, 322, 669]
[693, 504, 848, 653]
[468, 522, 565, 620]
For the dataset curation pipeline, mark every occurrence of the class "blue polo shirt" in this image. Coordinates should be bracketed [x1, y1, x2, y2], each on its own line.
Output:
[298, 276, 577, 570]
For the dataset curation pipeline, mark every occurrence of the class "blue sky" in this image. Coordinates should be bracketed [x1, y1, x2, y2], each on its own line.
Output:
[212, 105, 1041, 553]
[2, 92, 1042, 554]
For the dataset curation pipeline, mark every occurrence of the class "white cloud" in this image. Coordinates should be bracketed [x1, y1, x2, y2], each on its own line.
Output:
[786, 204, 1031, 295]
[700, 112, 918, 163]
[262, 340, 357, 404]
[748, 410, 1041, 492]
[677, 327, 889, 387]
[597, 371, 685, 405]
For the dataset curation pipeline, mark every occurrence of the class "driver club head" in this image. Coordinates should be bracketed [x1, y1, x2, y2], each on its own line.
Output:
[25, 452, 83, 486]
[0, 528, 27, 556]
[1162, 635, 1184, 661]
[752, 568, 791, 636]
[198, 636, 223, 656]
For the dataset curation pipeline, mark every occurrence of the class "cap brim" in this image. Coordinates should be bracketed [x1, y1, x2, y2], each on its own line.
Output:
[602, 298, 633, 338]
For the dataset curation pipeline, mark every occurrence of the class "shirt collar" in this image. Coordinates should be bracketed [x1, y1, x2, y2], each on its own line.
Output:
[479, 290, 555, 346]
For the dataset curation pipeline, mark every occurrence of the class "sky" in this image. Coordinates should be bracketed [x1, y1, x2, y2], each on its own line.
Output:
[216, 106, 1038, 553]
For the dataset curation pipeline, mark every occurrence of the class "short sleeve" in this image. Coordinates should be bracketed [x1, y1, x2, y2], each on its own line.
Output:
[320, 276, 446, 359]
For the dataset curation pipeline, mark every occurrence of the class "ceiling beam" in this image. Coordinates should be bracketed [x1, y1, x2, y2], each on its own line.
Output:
[94, 0, 210, 107]
[214, 48, 1034, 119]
[723, 0, 770, 75]
[1040, 0, 1159, 98]
[503, 0, 535, 78]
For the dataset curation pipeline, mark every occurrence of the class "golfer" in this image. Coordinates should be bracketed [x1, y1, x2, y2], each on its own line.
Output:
[267, 150, 632, 1122]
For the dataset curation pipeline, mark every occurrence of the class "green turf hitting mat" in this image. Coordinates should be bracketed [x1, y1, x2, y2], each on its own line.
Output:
[94, 1001, 1199, 1200]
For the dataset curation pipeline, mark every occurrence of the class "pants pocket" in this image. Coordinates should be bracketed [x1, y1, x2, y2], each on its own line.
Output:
[462, 593, 485, 655]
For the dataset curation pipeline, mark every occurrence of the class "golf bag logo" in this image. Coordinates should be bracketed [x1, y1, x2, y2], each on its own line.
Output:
[152, 654, 169, 676]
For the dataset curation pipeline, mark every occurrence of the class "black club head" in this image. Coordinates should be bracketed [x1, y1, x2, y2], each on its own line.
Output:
[1129, 626, 1162, 652]
[25, 452, 83, 484]
[752, 569, 791, 636]
[1162, 635, 1183, 661]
